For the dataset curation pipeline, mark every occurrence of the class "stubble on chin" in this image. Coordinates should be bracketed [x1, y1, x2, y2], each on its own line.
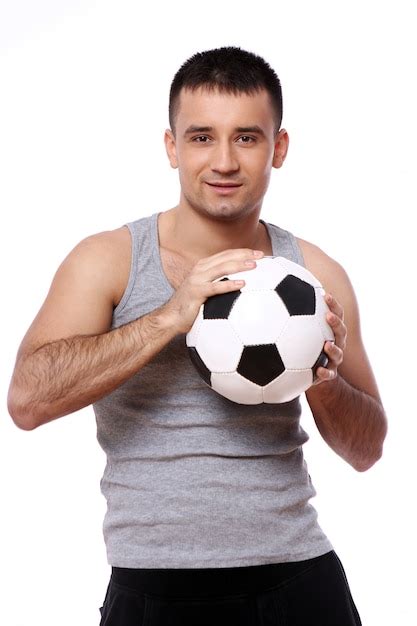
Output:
[183, 190, 256, 223]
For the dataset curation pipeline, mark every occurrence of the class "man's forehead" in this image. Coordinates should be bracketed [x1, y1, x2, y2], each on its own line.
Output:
[176, 86, 275, 127]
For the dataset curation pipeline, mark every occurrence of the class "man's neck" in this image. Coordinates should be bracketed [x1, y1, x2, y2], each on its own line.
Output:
[158, 206, 273, 262]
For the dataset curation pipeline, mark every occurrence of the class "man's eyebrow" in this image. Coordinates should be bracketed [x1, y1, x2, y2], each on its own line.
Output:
[183, 125, 266, 137]
[235, 125, 266, 136]
[184, 126, 213, 135]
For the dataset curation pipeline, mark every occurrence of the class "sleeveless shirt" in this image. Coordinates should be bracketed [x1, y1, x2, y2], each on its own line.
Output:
[93, 212, 333, 568]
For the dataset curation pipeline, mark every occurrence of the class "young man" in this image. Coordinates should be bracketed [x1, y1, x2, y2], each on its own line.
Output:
[8, 47, 387, 625]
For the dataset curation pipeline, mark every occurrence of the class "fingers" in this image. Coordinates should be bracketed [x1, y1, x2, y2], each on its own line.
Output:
[314, 365, 337, 382]
[310, 295, 347, 388]
[192, 249, 264, 292]
[163, 249, 265, 334]
[196, 248, 264, 277]
[325, 293, 344, 321]
[199, 248, 264, 268]
[324, 340, 343, 367]
[315, 347, 337, 383]
[325, 293, 347, 349]
[313, 339, 344, 385]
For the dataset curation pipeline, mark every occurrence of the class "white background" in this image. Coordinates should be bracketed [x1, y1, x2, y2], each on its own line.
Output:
[1, 1, 416, 625]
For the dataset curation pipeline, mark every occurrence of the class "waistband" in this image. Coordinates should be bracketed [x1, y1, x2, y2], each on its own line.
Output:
[111, 551, 334, 598]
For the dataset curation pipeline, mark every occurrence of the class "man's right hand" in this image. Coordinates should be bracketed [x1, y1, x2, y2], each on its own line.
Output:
[163, 248, 265, 334]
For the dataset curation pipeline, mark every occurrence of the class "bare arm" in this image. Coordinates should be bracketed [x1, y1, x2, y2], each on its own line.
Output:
[306, 369, 387, 472]
[8, 229, 261, 430]
[7, 228, 176, 429]
[9, 308, 179, 430]
[300, 240, 388, 472]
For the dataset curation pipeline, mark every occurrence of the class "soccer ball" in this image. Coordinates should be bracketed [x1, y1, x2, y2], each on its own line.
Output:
[186, 256, 334, 404]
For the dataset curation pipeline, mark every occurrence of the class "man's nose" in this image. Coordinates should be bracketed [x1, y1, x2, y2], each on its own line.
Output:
[210, 141, 239, 174]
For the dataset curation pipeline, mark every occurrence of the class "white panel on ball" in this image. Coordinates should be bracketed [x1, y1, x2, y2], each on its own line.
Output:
[277, 316, 325, 369]
[228, 290, 289, 345]
[314, 288, 334, 341]
[195, 320, 243, 372]
[224, 256, 287, 290]
[211, 372, 263, 404]
[263, 369, 313, 404]
[186, 308, 203, 347]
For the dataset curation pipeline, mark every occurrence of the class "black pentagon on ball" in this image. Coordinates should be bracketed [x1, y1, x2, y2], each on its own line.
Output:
[188, 347, 212, 387]
[312, 348, 329, 381]
[237, 344, 285, 386]
[203, 278, 242, 319]
[275, 275, 316, 315]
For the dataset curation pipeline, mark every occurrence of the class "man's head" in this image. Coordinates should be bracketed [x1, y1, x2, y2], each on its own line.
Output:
[169, 46, 283, 137]
[165, 47, 288, 223]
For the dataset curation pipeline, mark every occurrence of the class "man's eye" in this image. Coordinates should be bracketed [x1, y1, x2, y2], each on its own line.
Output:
[193, 136, 210, 142]
[238, 136, 255, 143]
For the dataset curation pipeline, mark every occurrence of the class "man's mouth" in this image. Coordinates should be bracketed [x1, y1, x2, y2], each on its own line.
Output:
[205, 181, 243, 194]
[206, 182, 242, 187]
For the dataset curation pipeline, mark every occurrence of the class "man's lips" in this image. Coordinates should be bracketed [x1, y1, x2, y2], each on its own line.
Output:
[205, 181, 243, 194]
[206, 182, 242, 187]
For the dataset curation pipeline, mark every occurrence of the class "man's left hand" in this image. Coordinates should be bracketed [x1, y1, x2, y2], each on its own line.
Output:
[313, 293, 347, 384]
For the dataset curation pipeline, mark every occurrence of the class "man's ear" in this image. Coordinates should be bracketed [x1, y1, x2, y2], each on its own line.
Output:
[164, 129, 178, 169]
[272, 129, 289, 169]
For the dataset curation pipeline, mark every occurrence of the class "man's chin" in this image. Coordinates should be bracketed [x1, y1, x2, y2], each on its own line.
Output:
[194, 202, 253, 222]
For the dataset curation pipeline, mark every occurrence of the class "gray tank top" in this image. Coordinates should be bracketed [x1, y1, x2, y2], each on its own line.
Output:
[93, 212, 333, 568]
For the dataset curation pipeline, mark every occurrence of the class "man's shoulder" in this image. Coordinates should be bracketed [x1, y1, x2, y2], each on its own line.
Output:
[296, 237, 351, 294]
[66, 226, 131, 307]
[74, 226, 131, 267]
[78, 225, 130, 253]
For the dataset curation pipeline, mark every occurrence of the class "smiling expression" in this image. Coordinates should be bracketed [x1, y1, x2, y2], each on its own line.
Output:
[165, 87, 289, 222]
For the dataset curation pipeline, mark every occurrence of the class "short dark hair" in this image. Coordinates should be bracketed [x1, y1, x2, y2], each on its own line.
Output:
[169, 46, 283, 135]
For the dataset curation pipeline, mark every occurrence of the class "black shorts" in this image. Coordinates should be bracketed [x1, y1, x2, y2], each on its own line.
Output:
[99, 550, 362, 625]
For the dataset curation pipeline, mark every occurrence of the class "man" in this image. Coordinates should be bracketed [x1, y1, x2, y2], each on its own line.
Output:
[8, 47, 387, 625]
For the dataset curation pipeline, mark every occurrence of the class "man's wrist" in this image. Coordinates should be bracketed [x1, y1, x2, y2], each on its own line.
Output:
[309, 373, 343, 403]
[146, 305, 182, 338]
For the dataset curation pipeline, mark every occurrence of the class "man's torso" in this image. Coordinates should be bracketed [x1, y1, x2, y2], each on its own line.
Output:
[106, 211, 326, 314]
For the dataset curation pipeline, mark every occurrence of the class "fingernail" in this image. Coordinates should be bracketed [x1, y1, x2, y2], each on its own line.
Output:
[253, 250, 263, 256]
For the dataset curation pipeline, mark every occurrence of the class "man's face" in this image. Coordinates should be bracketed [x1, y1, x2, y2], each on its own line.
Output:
[165, 87, 288, 222]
